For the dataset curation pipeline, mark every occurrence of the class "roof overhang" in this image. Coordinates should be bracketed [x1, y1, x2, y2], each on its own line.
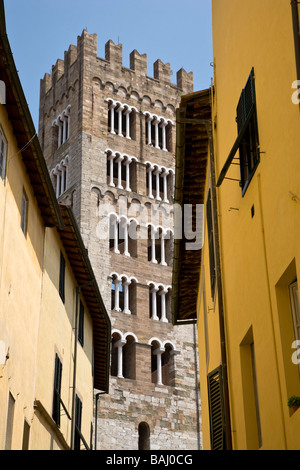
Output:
[172, 88, 212, 325]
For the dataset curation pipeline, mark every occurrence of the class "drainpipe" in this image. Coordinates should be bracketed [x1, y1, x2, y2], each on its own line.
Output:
[206, 92, 232, 450]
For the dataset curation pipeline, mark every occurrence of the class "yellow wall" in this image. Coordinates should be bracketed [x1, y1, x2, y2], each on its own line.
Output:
[200, 0, 300, 449]
[31, 227, 94, 450]
[0, 103, 95, 450]
[0, 104, 45, 449]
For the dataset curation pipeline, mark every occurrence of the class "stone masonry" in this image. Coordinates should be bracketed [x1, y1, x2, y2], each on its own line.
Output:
[38, 29, 201, 450]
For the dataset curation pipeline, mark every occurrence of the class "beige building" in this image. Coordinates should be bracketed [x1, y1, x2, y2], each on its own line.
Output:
[0, 0, 110, 450]
[38, 29, 201, 449]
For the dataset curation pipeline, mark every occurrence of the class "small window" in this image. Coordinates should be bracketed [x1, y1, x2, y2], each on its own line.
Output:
[52, 354, 62, 427]
[21, 190, 28, 235]
[59, 252, 65, 303]
[0, 127, 7, 181]
[78, 301, 84, 347]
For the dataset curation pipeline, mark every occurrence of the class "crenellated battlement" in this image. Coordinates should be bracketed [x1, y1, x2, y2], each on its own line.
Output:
[40, 30, 193, 96]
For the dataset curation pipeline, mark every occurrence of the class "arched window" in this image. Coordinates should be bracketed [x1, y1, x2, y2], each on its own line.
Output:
[149, 338, 175, 386]
[123, 334, 137, 380]
[51, 156, 70, 198]
[148, 282, 171, 323]
[150, 339, 164, 385]
[110, 273, 138, 315]
[106, 99, 137, 140]
[162, 343, 175, 386]
[106, 149, 137, 192]
[109, 215, 138, 257]
[138, 422, 150, 450]
[52, 105, 71, 149]
[147, 225, 173, 266]
[111, 330, 138, 380]
[144, 112, 173, 152]
[145, 162, 174, 202]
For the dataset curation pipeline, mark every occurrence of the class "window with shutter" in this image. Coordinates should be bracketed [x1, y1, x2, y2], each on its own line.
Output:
[216, 68, 260, 193]
[290, 280, 300, 342]
[74, 395, 82, 450]
[0, 128, 7, 181]
[21, 190, 28, 235]
[237, 69, 260, 193]
[59, 252, 65, 303]
[78, 301, 84, 347]
[207, 367, 226, 450]
[52, 354, 62, 427]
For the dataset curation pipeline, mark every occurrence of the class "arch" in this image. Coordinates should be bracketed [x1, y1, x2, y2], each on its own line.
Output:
[148, 337, 163, 348]
[111, 328, 123, 340]
[124, 331, 138, 343]
[154, 99, 164, 110]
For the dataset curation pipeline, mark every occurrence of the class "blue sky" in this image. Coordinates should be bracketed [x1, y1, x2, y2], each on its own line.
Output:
[4, 0, 213, 128]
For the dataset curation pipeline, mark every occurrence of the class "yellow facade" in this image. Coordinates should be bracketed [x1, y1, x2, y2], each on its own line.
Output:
[196, 0, 300, 450]
[0, 104, 45, 450]
[0, 0, 110, 450]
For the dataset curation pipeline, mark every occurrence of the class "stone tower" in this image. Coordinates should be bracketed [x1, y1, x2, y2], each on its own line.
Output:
[38, 30, 201, 450]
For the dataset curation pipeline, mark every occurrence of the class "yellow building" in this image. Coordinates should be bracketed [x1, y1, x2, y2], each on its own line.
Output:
[0, 0, 110, 450]
[173, 0, 300, 451]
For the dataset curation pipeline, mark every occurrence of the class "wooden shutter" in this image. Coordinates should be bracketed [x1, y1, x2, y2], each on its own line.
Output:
[207, 367, 226, 450]
[236, 68, 256, 133]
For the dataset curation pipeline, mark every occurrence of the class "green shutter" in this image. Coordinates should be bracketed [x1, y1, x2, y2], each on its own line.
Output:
[207, 367, 226, 450]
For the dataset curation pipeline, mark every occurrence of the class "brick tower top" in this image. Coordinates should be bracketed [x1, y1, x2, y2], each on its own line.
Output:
[40, 29, 193, 98]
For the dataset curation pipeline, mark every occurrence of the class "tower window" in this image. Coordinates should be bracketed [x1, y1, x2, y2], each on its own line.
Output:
[144, 112, 173, 152]
[52, 105, 71, 149]
[51, 156, 70, 199]
[106, 99, 137, 140]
